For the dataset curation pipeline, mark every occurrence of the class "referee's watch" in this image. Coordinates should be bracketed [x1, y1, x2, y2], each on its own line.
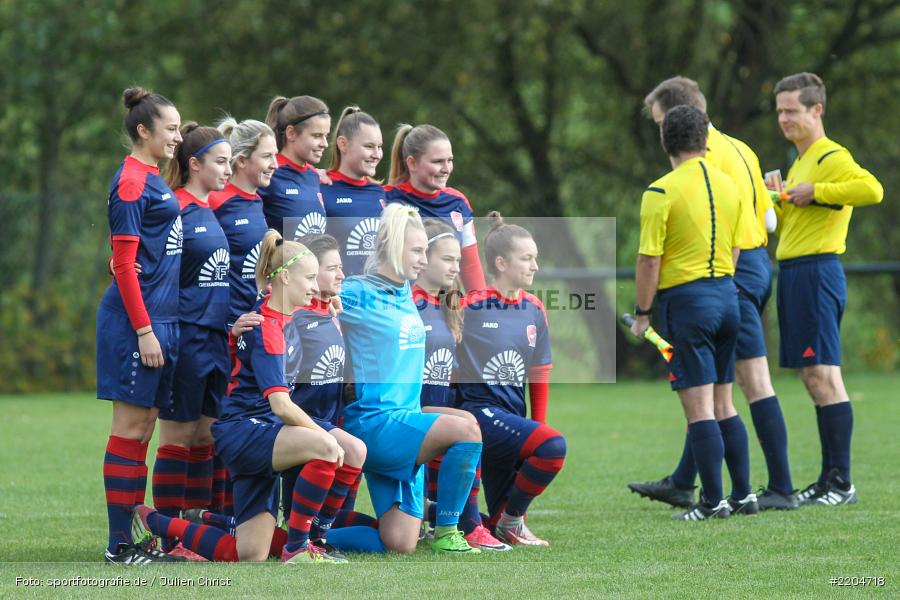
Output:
[633, 303, 652, 316]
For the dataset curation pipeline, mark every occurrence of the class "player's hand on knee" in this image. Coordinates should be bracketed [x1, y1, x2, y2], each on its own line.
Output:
[138, 331, 164, 368]
[335, 444, 345, 468]
[231, 311, 263, 337]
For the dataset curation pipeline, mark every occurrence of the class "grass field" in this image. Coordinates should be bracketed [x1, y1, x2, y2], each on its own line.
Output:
[0, 374, 897, 599]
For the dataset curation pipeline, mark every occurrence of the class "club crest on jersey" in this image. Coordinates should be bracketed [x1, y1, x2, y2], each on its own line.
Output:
[423, 347, 453, 386]
[483, 350, 525, 386]
[166, 216, 183, 255]
[311, 344, 344, 385]
[294, 212, 327, 238]
[346, 218, 380, 256]
[398, 314, 426, 350]
[450, 211, 464, 231]
[199, 248, 230, 287]
[527, 324, 537, 347]
[242, 242, 261, 280]
[317, 192, 324, 207]
[378, 198, 386, 208]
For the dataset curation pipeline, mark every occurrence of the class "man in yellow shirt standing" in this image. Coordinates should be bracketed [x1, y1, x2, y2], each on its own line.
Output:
[630, 105, 747, 520]
[629, 77, 796, 512]
[773, 72, 883, 506]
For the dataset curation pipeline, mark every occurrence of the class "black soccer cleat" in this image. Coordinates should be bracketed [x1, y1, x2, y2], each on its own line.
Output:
[104, 538, 185, 564]
[672, 498, 731, 521]
[628, 475, 695, 508]
[757, 487, 800, 511]
[815, 469, 857, 506]
[797, 480, 828, 506]
[727, 492, 759, 515]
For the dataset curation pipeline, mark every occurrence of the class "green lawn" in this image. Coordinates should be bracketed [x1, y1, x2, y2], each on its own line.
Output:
[1, 374, 897, 599]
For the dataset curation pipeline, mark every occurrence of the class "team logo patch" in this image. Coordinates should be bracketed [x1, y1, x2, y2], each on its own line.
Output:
[166, 216, 183, 255]
[311, 344, 344, 385]
[346, 218, 380, 256]
[398, 314, 426, 350]
[237, 336, 246, 351]
[450, 211, 464, 231]
[199, 248, 230, 287]
[527, 324, 537, 347]
[423, 347, 454, 386]
[482, 350, 525, 386]
[242, 242, 261, 280]
[317, 192, 324, 207]
[379, 198, 386, 208]
[294, 212, 327, 238]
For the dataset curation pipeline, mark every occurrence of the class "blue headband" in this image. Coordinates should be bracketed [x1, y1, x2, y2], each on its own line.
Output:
[192, 138, 227, 158]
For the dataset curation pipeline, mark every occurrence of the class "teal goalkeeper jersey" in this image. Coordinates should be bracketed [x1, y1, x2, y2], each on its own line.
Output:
[339, 274, 427, 423]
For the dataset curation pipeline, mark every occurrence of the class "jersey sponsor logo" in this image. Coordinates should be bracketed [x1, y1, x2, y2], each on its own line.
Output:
[398, 313, 426, 350]
[285, 188, 299, 195]
[199, 248, 231, 287]
[482, 322, 499, 329]
[293, 212, 327, 238]
[194, 226, 207, 233]
[527, 324, 537, 348]
[450, 211, 464, 231]
[346, 218, 380, 256]
[423, 347, 453, 386]
[336, 197, 353, 204]
[234, 218, 249, 226]
[242, 242, 261, 280]
[166, 216, 183, 255]
[306, 321, 319, 330]
[482, 350, 525, 386]
[311, 344, 344, 385]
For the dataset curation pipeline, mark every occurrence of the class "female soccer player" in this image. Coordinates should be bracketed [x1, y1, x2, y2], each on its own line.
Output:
[260, 95, 330, 240]
[339, 204, 483, 554]
[135, 230, 346, 563]
[149, 123, 232, 557]
[320, 106, 387, 276]
[456, 212, 567, 546]
[414, 219, 510, 551]
[386, 124, 486, 290]
[98, 87, 184, 563]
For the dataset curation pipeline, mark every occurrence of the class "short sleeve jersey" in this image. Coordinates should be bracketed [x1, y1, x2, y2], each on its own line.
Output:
[209, 183, 269, 323]
[258, 154, 326, 240]
[639, 157, 742, 290]
[175, 189, 230, 330]
[221, 296, 298, 421]
[339, 274, 426, 421]
[413, 285, 457, 407]
[776, 137, 883, 261]
[455, 288, 552, 417]
[289, 298, 345, 426]
[320, 170, 386, 276]
[100, 156, 182, 322]
[385, 182, 477, 250]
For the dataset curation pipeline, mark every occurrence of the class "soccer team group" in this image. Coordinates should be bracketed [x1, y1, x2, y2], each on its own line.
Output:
[96, 70, 882, 564]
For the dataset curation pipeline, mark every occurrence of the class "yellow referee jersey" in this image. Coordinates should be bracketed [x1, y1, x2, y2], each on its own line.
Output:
[776, 136, 883, 261]
[706, 126, 773, 250]
[640, 157, 742, 289]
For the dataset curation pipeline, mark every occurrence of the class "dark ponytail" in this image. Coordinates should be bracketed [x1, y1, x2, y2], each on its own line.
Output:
[122, 86, 175, 143]
[484, 211, 532, 278]
[162, 122, 225, 189]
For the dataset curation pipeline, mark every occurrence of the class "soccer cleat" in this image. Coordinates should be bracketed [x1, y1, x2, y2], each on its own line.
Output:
[756, 487, 799, 511]
[727, 493, 759, 515]
[166, 542, 208, 562]
[797, 481, 828, 506]
[464, 524, 511, 551]
[282, 542, 344, 564]
[311, 539, 350, 563]
[815, 470, 857, 506]
[494, 515, 549, 547]
[673, 498, 731, 521]
[104, 540, 184, 564]
[431, 529, 482, 554]
[627, 475, 695, 508]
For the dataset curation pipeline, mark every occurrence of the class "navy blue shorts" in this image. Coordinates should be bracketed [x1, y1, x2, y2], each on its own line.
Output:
[734, 247, 773, 360]
[96, 308, 179, 410]
[777, 254, 845, 368]
[211, 415, 284, 526]
[657, 277, 740, 391]
[312, 417, 337, 432]
[160, 323, 229, 422]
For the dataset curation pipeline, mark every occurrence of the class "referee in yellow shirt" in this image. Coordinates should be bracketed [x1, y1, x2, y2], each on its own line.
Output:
[631, 105, 747, 520]
[774, 72, 883, 506]
[629, 77, 797, 512]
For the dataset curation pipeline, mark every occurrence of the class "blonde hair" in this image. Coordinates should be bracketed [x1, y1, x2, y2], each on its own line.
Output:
[328, 106, 380, 171]
[388, 123, 449, 185]
[256, 229, 313, 291]
[422, 218, 464, 343]
[365, 203, 424, 277]
[217, 116, 274, 169]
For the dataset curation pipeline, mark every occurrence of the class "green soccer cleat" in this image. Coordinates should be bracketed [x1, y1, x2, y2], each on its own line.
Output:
[431, 529, 481, 555]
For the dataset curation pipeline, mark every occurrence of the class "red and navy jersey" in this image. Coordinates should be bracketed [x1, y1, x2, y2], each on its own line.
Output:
[289, 298, 345, 426]
[221, 296, 299, 421]
[100, 155, 182, 322]
[455, 288, 552, 417]
[210, 183, 268, 324]
[385, 181, 476, 250]
[175, 189, 230, 330]
[413, 285, 457, 408]
[259, 154, 326, 240]
[321, 170, 386, 276]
